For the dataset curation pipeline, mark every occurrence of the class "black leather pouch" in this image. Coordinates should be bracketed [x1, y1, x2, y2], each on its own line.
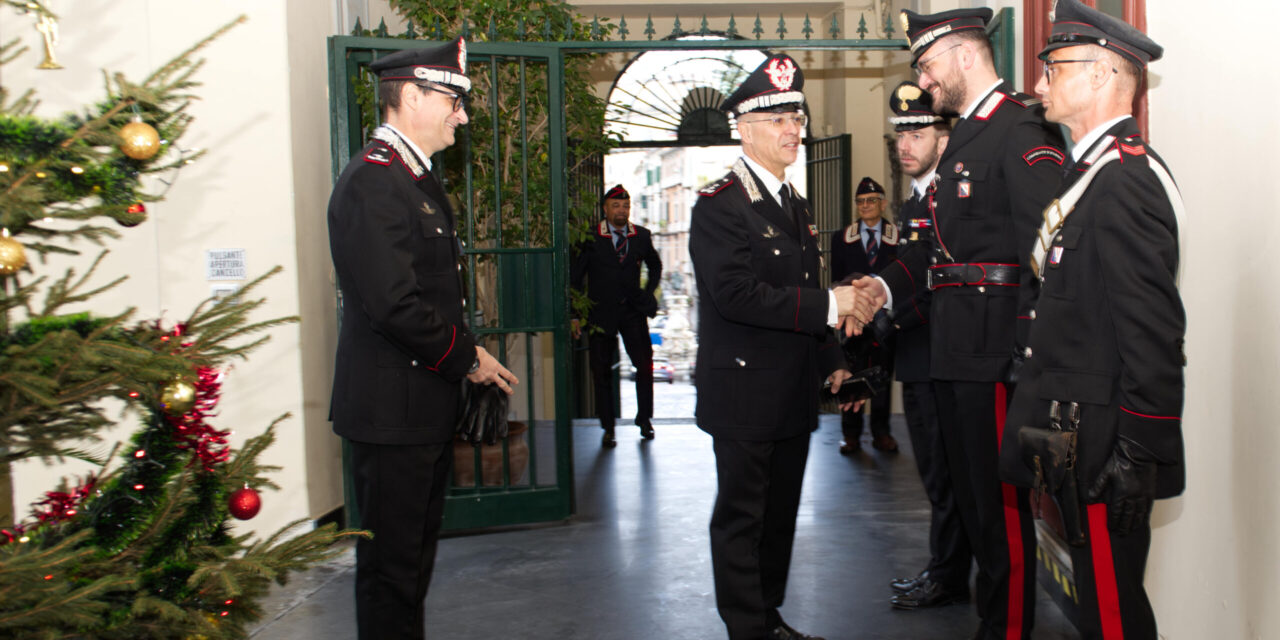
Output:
[1018, 401, 1086, 546]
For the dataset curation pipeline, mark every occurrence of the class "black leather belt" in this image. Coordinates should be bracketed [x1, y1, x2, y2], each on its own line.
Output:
[927, 263, 1020, 290]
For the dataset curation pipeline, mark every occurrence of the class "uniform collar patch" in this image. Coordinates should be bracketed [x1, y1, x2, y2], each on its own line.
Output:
[731, 158, 764, 203]
[371, 125, 426, 179]
[974, 91, 1006, 121]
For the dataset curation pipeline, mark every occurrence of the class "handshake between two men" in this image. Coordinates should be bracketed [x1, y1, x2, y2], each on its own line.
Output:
[833, 276, 889, 338]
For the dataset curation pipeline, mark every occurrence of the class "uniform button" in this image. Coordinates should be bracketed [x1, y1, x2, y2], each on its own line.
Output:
[1024, 347, 1033, 358]
[930, 257, 938, 264]
[893, 323, 902, 330]
[804, 272, 810, 280]
[735, 358, 746, 367]
[977, 286, 986, 293]
[1030, 310, 1037, 320]
[411, 360, 419, 367]
[436, 227, 443, 234]
[773, 249, 781, 255]
[458, 264, 462, 271]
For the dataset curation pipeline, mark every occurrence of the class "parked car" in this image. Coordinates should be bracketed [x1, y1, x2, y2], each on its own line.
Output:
[631, 357, 675, 383]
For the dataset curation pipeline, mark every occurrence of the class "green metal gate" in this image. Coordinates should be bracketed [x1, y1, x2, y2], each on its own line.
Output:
[328, 37, 574, 531]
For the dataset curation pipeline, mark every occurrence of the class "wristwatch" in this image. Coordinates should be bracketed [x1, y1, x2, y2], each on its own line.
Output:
[467, 357, 481, 375]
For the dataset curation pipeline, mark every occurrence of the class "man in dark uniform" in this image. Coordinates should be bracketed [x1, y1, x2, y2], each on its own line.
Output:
[327, 37, 519, 640]
[571, 184, 662, 447]
[1000, 2, 1185, 637]
[689, 53, 873, 640]
[830, 177, 899, 454]
[854, 9, 1066, 639]
[878, 81, 976, 611]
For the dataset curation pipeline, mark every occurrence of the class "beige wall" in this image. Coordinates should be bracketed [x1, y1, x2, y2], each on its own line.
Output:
[2, 1, 345, 539]
[1144, 2, 1280, 638]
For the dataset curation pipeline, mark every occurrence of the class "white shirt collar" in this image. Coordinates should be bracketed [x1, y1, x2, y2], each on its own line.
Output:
[911, 170, 937, 198]
[960, 80, 1005, 119]
[741, 154, 792, 206]
[1071, 115, 1133, 162]
[383, 123, 434, 171]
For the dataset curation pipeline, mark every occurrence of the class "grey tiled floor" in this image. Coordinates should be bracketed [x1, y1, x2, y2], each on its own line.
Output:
[250, 410, 1076, 639]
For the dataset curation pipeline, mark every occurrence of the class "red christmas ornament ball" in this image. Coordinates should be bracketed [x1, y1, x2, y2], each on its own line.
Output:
[228, 486, 261, 520]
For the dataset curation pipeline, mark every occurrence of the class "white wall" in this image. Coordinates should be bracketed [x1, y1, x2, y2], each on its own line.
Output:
[1145, 2, 1280, 638]
[2, 1, 344, 539]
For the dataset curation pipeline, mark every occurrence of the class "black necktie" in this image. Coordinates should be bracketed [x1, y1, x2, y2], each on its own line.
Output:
[778, 185, 799, 233]
[613, 229, 627, 262]
[866, 228, 878, 263]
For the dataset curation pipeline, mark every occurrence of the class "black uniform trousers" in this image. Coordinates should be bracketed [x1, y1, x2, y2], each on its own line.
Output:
[934, 381, 1036, 640]
[902, 381, 972, 591]
[350, 440, 452, 640]
[710, 432, 811, 640]
[1070, 502, 1157, 639]
[587, 312, 654, 430]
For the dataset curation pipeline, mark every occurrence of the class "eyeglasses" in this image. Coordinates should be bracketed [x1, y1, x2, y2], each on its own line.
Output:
[855, 195, 884, 205]
[419, 83, 468, 112]
[739, 113, 808, 129]
[1042, 58, 1117, 82]
[912, 43, 961, 77]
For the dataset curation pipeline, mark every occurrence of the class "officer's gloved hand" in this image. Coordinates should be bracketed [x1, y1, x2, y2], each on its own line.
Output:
[1087, 436, 1159, 535]
[1008, 346, 1027, 385]
[868, 309, 894, 344]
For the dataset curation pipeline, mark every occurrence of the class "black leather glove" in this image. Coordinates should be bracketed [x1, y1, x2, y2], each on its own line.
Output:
[1008, 345, 1027, 385]
[868, 309, 894, 344]
[1087, 435, 1159, 536]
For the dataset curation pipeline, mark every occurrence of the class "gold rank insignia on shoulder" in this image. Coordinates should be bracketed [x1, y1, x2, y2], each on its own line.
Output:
[421, 202, 436, 215]
[762, 225, 780, 239]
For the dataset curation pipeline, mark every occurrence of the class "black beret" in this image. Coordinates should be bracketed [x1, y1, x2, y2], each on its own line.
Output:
[369, 36, 471, 93]
[900, 8, 993, 63]
[856, 177, 885, 197]
[721, 54, 805, 116]
[888, 82, 945, 132]
[603, 184, 630, 200]
[1039, 0, 1162, 68]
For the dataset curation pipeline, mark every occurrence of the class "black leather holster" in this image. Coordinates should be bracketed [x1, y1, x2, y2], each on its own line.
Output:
[1018, 400, 1086, 546]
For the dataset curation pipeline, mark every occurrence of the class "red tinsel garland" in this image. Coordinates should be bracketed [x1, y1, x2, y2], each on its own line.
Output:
[167, 366, 230, 471]
[162, 322, 231, 471]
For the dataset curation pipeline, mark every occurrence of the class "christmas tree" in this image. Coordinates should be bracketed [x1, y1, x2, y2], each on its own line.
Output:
[0, 13, 360, 639]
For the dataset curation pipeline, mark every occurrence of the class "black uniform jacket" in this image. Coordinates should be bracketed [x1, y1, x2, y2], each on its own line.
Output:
[571, 220, 662, 334]
[1001, 118, 1186, 498]
[829, 219, 898, 282]
[877, 83, 1065, 382]
[690, 159, 846, 441]
[328, 127, 477, 445]
[889, 195, 934, 383]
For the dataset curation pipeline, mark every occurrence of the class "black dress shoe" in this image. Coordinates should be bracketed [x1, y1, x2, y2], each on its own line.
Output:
[767, 621, 824, 640]
[889, 571, 927, 594]
[872, 433, 899, 452]
[838, 440, 860, 455]
[601, 429, 616, 448]
[638, 421, 655, 440]
[890, 579, 969, 610]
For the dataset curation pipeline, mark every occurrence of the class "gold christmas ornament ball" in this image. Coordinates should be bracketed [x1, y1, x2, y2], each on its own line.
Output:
[119, 120, 161, 160]
[0, 234, 27, 275]
[161, 379, 197, 416]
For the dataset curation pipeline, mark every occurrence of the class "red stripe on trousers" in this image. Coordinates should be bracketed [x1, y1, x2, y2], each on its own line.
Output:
[1088, 503, 1126, 639]
[994, 383, 1025, 640]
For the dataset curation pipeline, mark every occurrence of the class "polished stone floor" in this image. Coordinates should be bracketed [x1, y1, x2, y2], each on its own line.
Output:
[249, 413, 1076, 639]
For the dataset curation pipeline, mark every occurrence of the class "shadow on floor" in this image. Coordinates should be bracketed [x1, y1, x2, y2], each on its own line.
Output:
[249, 415, 1077, 639]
